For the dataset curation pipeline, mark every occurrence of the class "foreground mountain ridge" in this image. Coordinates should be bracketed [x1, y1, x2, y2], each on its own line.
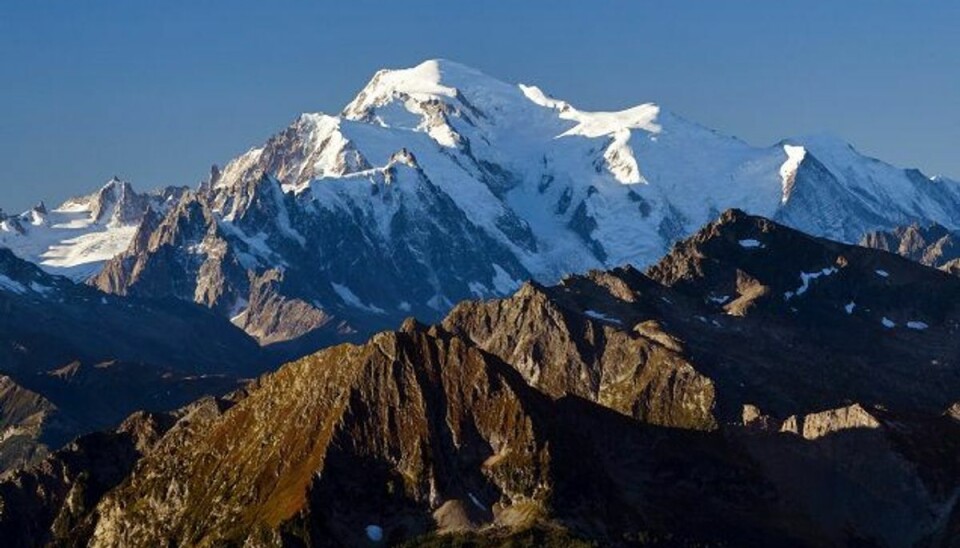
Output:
[3, 210, 959, 547]
[0, 246, 268, 471]
[4, 59, 960, 350]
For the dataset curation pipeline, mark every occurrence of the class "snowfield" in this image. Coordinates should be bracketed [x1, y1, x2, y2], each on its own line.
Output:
[206, 59, 960, 291]
[0, 179, 183, 280]
[5, 59, 960, 322]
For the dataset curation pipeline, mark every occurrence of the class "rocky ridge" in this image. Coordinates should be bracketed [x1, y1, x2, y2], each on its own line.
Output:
[2, 211, 959, 546]
[0, 179, 186, 280]
[61, 59, 960, 353]
[861, 223, 960, 274]
[0, 247, 268, 472]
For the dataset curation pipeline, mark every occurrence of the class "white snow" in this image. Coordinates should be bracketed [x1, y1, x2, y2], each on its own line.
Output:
[584, 309, 623, 325]
[603, 129, 646, 184]
[708, 295, 730, 304]
[468, 282, 487, 297]
[216, 147, 264, 191]
[738, 239, 764, 248]
[875, 269, 889, 278]
[228, 297, 249, 322]
[187, 58, 960, 305]
[784, 267, 838, 300]
[491, 264, 521, 294]
[468, 492, 484, 510]
[0, 180, 173, 280]
[0, 274, 27, 294]
[558, 104, 662, 139]
[881, 317, 896, 328]
[209, 59, 801, 287]
[906, 321, 928, 330]
[0, 209, 137, 280]
[0, 271, 54, 298]
[10, 59, 960, 319]
[331, 283, 386, 314]
[778, 145, 807, 204]
[28, 282, 53, 295]
[844, 301, 855, 314]
[365, 525, 384, 542]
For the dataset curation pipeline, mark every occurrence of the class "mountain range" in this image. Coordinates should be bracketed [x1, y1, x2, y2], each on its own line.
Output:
[0, 246, 271, 471]
[2, 210, 958, 547]
[2, 59, 960, 546]
[4, 60, 960, 352]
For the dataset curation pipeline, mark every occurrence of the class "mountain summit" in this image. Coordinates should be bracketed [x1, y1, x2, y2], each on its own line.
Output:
[4, 60, 960, 349]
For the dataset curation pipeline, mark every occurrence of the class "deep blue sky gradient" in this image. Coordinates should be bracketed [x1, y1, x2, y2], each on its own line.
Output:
[1, 2, 958, 211]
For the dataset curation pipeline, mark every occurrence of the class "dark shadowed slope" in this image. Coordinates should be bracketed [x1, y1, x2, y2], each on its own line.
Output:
[0, 248, 266, 471]
[2, 211, 958, 547]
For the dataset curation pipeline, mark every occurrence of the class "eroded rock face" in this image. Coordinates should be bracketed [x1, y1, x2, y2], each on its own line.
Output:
[861, 223, 960, 271]
[74, 323, 960, 547]
[5, 211, 960, 546]
[443, 275, 718, 431]
[0, 376, 65, 471]
[0, 397, 240, 548]
[86, 325, 555, 547]
[66, 60, 960, 358]
[798, 404, 881, 440]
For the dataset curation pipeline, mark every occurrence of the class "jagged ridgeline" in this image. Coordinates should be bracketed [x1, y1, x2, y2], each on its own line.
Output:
[0, 247, 268, 472]
[3, 211, 959, 547]
[4, 60, 960, 356]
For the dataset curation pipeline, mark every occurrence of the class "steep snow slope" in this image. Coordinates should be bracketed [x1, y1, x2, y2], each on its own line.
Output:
[0, 179, 185, 280]
[65, 59, 960, 345]
[210, 60, 960, 281]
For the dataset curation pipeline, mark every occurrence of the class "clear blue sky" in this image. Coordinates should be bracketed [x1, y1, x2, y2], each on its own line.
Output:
[1, 2, 958, 211]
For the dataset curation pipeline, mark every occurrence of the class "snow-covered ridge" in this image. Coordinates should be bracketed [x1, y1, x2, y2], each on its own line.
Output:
[216, 59, 960, 268]
[7, 59, 960, 329]
[0, 179, 185, 280]
[187, 60, 960, 324]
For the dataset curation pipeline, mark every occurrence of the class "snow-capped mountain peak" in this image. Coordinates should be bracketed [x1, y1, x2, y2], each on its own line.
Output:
[6, 59, 960, 349]
[0, 179, 186, 280]
[344, 59, 515, 121]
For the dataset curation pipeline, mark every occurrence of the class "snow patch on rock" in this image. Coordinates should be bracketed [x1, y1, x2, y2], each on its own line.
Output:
[784, 267, 838, 300]
[584, 309, 623, 325]
[365, 525, 384, 542]
[332, 283, 386, 314]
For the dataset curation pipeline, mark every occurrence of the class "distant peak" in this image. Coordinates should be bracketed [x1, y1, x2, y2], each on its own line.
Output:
[388, 58, 491, 84]
[100, 176, 133, 193]
[388, 148, 419, 168]
[787, 132, 855, 153]
[343, 58, 514, 120]
[717, 208, 753, 224]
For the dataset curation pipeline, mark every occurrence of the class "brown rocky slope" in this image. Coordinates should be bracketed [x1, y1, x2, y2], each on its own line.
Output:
[2, 210, 959, 547]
